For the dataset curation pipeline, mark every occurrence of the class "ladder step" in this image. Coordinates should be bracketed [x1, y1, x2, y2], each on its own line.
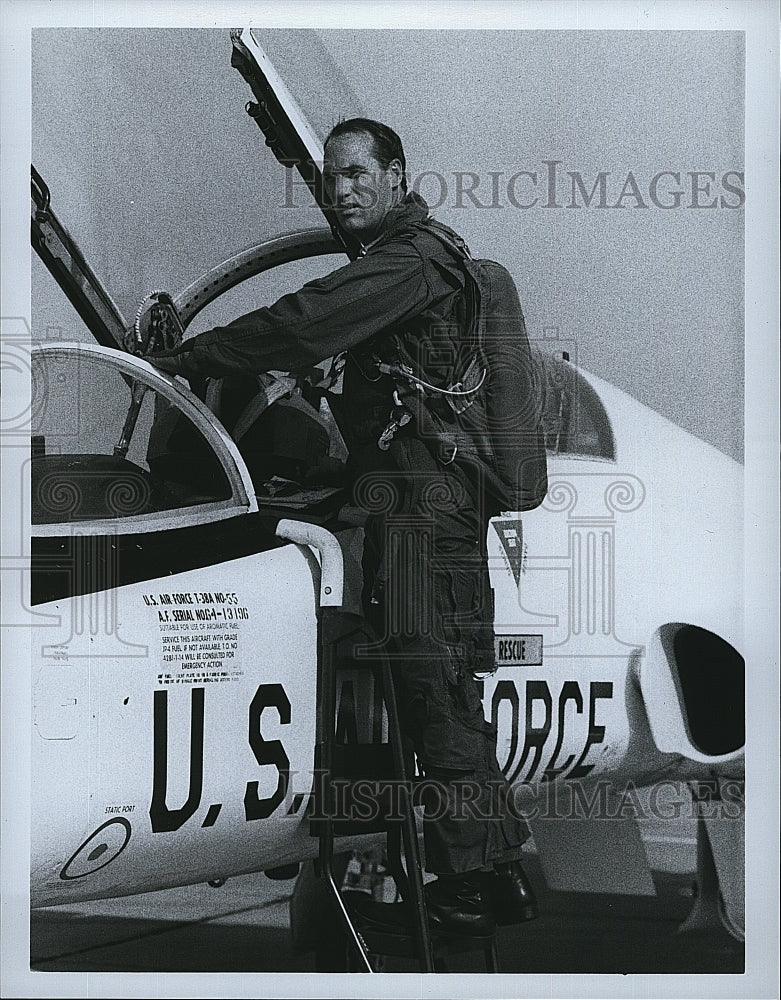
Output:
[343, 891, 499, 961]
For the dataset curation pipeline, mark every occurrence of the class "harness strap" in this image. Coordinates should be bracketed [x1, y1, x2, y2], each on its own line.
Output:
[407, 218, 489, 361]
[364, 217, 492, 460]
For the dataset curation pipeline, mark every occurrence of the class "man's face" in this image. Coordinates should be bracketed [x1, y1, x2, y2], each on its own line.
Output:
[323, 132, 403, 241]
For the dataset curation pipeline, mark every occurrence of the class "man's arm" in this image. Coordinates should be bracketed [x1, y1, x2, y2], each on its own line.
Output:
[151, 241, 447, 379]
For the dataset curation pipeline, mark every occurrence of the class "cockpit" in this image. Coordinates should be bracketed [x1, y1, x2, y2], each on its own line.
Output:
[29, 26, 614, 535]
[536, 352, 616, 462]
[30, 340, 615, 532]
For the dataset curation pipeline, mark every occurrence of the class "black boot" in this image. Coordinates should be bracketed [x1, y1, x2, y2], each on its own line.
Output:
[424, 872, 496, 936]
[483, 861, 538, 925]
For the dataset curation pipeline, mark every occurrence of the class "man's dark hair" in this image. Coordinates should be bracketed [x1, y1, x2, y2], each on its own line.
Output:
[324, 117, 407, 192]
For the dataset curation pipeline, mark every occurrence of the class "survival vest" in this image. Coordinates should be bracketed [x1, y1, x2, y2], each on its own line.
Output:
[374, 218, 548, 512]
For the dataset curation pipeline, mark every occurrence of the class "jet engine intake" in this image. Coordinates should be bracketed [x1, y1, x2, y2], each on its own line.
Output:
[641, 623, 744, 766]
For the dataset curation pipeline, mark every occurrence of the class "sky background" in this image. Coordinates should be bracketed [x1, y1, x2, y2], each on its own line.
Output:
[31, 27, 744, 461]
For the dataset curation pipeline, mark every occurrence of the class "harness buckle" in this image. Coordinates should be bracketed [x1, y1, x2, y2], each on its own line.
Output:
[377, 408, 412, 451]
[441, 440, 458, 465]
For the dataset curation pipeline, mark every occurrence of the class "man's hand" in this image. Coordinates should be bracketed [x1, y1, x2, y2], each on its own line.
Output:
[146, 352, 185, 377]
[144, 345, 205, 381]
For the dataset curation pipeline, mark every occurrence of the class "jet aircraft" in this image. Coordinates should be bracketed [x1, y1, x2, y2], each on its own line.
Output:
[25, 27, 745, 968]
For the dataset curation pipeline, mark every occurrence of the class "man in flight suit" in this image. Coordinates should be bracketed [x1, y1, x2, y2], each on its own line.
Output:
[151, 119, 537, 936]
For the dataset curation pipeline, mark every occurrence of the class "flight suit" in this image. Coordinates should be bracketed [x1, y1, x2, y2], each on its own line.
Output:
[153, 192, 530, 874]
[357, 434, 528, 873]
